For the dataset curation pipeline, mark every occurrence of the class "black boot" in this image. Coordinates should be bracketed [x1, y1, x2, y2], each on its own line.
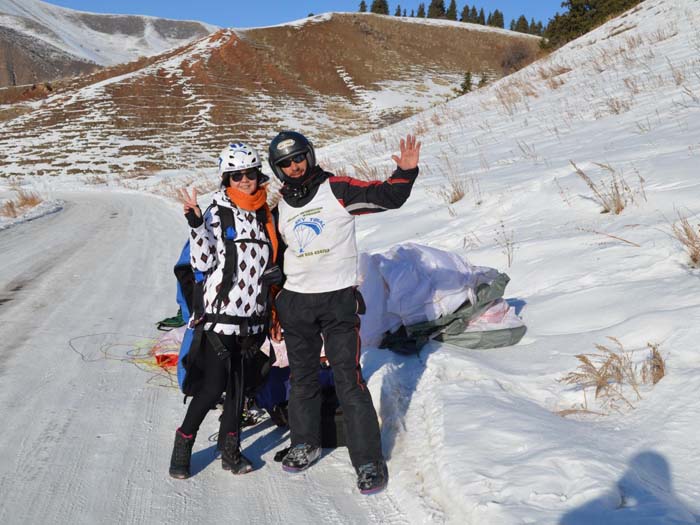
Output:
[221, 432, 253, 475]
[356, 460, 388, 495]
[169, 428, 195, 479]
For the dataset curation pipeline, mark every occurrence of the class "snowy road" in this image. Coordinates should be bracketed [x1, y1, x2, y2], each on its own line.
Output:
[0, 192, 407, 525]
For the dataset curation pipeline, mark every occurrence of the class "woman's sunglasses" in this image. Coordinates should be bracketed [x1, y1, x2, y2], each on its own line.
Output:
[225, 169, 260, 182]
[277, 153, 307, 168]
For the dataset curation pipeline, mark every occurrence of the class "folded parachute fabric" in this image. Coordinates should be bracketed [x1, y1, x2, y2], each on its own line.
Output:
[357, 242, 526, 352]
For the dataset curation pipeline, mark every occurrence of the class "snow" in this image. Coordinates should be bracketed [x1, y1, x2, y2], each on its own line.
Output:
[0, 0, 218, 67]
[2, 0, 700, 523]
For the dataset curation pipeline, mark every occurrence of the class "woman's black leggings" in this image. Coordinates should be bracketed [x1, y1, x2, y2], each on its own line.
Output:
[180, 333, 244, 440]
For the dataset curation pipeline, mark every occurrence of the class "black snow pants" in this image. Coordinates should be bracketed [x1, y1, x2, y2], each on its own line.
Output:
[180, 332, 252, 443]
[276, 286, 383, 468]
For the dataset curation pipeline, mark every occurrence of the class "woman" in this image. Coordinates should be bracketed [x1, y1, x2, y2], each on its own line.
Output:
[170, 142, 281, 479]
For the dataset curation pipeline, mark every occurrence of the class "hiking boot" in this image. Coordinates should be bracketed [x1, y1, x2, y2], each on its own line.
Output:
[221, 432, 253, 475]
[169, 428, 195, 479]
[356, 460, 388, 495]
[281, 443, 321, 472]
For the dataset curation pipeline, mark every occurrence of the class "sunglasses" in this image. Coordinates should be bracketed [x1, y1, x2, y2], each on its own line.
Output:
[277, 153, 307, 168]
[225, 169, 260, 182]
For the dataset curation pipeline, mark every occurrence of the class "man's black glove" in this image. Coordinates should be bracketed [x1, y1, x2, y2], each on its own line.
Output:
[185, 207, 203, 228]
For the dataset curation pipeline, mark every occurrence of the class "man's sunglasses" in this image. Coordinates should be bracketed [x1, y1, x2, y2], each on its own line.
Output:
[225, 169, 260, 182]
[277, 153, 307, 168]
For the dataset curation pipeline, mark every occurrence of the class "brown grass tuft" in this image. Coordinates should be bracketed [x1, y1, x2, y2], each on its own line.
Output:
[560, 338, 665, 415]
[0, 189, 43, 218]
[570, 161, 641, 215]
[671, 210, 700, 267]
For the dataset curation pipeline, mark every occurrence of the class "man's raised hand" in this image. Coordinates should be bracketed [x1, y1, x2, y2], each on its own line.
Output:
[391, 134, 421, 171]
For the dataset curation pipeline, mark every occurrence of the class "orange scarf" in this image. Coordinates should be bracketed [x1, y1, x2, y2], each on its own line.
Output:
[225, 185, 279, 263]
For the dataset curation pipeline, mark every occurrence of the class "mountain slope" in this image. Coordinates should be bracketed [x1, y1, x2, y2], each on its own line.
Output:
[0, 0, 216, 86]
[0, 12, 541, 178]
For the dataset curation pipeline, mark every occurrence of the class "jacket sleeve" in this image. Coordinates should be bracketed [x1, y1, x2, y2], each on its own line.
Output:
[328, 166, 419, 215]
[189, 208, 219, 273]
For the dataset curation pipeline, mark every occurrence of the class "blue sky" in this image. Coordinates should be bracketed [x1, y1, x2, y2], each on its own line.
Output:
[45, 1, 565, 29]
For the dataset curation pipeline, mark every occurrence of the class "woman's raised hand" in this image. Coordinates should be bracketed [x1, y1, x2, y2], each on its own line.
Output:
[177, 187, 201, 218]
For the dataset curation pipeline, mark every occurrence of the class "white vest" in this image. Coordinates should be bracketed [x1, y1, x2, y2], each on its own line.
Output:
[278, 179, 358, 293]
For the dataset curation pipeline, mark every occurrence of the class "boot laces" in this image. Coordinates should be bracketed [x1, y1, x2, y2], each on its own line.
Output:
[357, 462, 380, 482]
[286, 444, 312, 461]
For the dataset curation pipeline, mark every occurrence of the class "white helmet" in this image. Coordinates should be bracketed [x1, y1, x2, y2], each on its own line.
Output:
[217, 142, 262, 177]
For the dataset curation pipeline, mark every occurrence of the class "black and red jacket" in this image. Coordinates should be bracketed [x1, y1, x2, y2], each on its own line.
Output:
[281, 164, 419, 214]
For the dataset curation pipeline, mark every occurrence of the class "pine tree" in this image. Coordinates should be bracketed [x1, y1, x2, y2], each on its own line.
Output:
[486, 12, 493, 26]
[410, 9, 415, 16]
[427, 0, 446, 19]
[477, 73, 488, 88]
[529, 18, 538, 34]
[514, 14, 529, 33]
[359, 0, 367, 12]
[492, 9, 504, 28]
[470, 6, 478, 23]
[509, 19, 515, 31]
[446, 0, 457, 20]
[459, 4, 469, 22]
[417, 3, 426, 17]
[460, 71, 473, 94]
[395, 4, 402, 15]
[370, 0, 389, 14]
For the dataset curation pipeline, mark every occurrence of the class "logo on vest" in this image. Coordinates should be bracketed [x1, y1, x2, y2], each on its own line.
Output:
[292, 217, 325, 254]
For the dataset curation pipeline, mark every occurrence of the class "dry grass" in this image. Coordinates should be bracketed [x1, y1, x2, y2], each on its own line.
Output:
[537, 64, 572, 80]
[413, 118, 429, 135]
[434, 164, 466, 205]
[494, 220, 516, 268]
[494, 85, 522, 116]
[0, 189, 43, 218]
[435, 180, 465, 205]
[560, 338, 665, 415]
[671, 210, 700, 267]
[667, 58, 686, 86]
[605, 96, 632, 115]
[648, 23, 678, 44]
[351, 158, 386, 182]
[430, 112, 443, 127]
[571, 160, 639, 215]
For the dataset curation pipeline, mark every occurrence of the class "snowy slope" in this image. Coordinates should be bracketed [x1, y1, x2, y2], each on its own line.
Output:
[0, 0, 217, 67]
[316, 0, 700, 522]
[1, 0, 700, 523]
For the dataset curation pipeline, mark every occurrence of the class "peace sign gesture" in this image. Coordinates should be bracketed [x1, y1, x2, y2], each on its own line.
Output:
[391, 134, 421, 171]
[176, 187, 201, 218]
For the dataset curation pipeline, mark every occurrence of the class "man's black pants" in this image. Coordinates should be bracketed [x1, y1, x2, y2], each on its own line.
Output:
[276, 286, 383, 468]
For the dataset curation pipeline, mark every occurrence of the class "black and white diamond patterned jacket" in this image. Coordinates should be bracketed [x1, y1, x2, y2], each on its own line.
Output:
[189, 190, 272, 335]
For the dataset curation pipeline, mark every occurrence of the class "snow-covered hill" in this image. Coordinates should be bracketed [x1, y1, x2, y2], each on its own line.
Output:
[1, 0, 700, 523]
[0, 12, 540, 178]
[0, 0, 216, 86]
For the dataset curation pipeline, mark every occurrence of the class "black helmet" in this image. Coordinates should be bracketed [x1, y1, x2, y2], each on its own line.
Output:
[268, 131, 316, 183]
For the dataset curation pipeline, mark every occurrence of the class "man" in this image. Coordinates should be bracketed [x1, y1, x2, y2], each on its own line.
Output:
[268, 131, 420, 494]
